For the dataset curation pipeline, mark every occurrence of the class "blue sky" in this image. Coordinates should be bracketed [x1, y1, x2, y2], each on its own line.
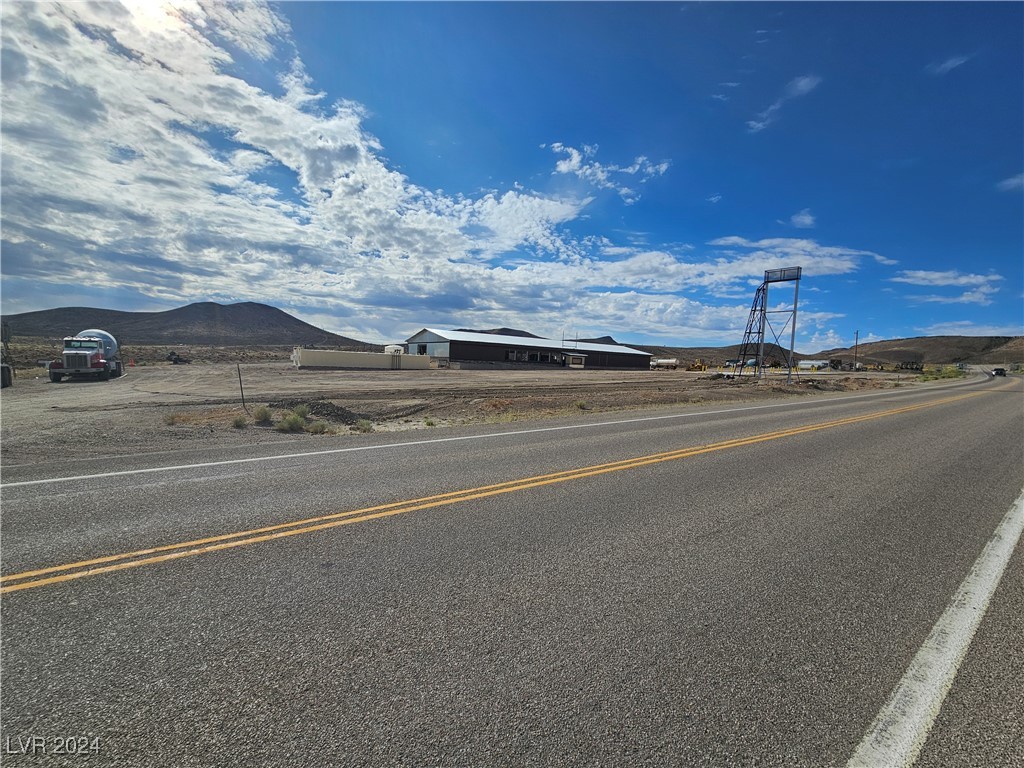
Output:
[1, 1, 1021, 350]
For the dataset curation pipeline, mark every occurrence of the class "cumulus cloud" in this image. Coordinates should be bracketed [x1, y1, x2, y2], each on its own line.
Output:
[807, 329, 846, 350]
[0, 2, 888, 347]
[789, 208, 815, 228]
[547, 143, 670, 204]
[0, 3, 600, 333]
[706, 236, 885, 282]
[747, 75, 822, 133]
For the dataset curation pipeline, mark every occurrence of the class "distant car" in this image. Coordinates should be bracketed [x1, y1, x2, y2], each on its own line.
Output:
[992, 368, 1006, 376]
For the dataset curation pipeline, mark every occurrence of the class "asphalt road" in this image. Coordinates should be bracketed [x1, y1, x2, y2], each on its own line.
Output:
[2, 373, 1021, 766]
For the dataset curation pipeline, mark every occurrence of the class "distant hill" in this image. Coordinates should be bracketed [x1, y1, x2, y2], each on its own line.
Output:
[454, 329, 644, 348]
[817, 336, 1021, 365]
[455, 329, 629, 346]
[6, 304, 1019, 365]
[436, 327, 1021, 365]
[633, 342, 801, 365]
[635, 336, 1022, 366]
[2, 302, 374, 348]
[453, 327, 543, 338]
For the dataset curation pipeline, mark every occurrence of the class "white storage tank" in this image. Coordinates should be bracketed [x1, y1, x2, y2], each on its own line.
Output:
[77, 329, 119, 360]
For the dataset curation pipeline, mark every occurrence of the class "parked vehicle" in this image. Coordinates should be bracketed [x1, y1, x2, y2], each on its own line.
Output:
[49, 329, 123, 382]
[650, 358, 679, 370]
[1, 320, 12, 388]
[993, 368, 1006, 376]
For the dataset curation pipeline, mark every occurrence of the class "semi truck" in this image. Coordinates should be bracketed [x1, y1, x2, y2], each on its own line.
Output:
[49, 329, 123, 382]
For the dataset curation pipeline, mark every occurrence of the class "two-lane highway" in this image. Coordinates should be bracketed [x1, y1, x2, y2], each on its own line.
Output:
[2, 374, 1021, 766]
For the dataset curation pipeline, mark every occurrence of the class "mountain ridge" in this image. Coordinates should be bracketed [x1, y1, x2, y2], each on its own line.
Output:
[3, 304, 1020, 364]
[2, 302, 373, 348]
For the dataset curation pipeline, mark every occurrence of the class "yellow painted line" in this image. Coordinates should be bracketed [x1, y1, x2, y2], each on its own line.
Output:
[0, 391, 983, 594]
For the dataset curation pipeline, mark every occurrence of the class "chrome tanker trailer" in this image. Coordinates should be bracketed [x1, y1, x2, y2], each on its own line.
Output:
[49, 329, 123, 382]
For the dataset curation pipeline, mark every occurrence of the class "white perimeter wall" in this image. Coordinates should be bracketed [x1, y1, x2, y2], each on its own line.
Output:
[291, 348, 431, 370]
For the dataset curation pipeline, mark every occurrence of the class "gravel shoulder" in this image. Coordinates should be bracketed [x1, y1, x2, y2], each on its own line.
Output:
[1, 362, 912, 466]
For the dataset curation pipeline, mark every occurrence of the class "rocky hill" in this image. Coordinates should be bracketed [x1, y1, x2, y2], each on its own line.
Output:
[817, 336, 1022, 365]
[636, 336, 1021, 367]
[453, 327, 542, 338]
[4, 304, 1019, 366]
[2, 302, 373, 348]
[633, 342, 805, 366]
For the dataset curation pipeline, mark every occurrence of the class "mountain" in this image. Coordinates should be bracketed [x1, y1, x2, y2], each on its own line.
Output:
[633, 342, 802, 365]
[453, 327, 543, 338]
[6, 304, 1019, 364]
[454, 329, 627, 346]
[816, 336, 1021, 365]
[578, 335, 620, 346]
[2, 302, 373, 347]
[634, 337, 1021, 366]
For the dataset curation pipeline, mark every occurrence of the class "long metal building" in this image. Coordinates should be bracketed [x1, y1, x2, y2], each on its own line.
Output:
[404, 328, 652, 369]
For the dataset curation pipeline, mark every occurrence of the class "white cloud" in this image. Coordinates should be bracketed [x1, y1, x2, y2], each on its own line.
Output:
[0, 3, 599, 327]
[890, 270, 1003, 287]
[919, 286, 1000, 305]
[707, 193, 722, 204]
[807, 329, 846, 350]
[926, 55, 972, 75]
[890, 270, 1004, 306]
[547, 143, 670, 204]
[747, 74, 822, 133]
[706, 236, 885, 282]
[789, 208, 815, 228]
[997, 173, 1024, 191]
[0, 2, 901, 347]
[785, 75, 822, 98]
[919, 320, 1024, 336]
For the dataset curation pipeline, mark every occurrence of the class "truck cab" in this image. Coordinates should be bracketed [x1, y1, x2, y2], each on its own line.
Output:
[49, 332, 122, 382]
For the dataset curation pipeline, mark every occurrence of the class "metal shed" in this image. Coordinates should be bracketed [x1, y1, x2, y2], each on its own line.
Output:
[404, 329, 651, 369]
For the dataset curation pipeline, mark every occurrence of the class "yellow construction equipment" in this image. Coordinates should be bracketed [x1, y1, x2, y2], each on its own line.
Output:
[687, 358, 708, 371]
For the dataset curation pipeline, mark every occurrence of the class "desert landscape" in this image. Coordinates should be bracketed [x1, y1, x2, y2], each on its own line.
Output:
[1, 356, 930, 466]
[1, 301, 1016, 466]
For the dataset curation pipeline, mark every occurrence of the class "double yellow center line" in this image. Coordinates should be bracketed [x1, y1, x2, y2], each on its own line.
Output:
[0, 391, 982, 594]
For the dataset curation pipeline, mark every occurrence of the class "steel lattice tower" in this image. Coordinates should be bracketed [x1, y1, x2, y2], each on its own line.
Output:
[735, 267, 802, 382]
[736, 282, 768, 377]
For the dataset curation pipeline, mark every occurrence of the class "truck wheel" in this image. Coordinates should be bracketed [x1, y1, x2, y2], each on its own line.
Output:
[111, 361, 123, 378]
[49, 371, 62, 383]
[99, 365, 110, 381]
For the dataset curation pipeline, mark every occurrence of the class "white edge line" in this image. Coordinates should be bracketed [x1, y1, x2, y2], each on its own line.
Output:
[846, 487, 1024, 767]
[0, 380, 980, 489]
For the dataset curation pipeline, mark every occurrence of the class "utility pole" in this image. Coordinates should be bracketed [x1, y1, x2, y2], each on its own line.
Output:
[854, 330, 859, 371]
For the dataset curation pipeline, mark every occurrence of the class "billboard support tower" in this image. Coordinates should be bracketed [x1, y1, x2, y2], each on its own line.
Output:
[736, 267, 802, 383]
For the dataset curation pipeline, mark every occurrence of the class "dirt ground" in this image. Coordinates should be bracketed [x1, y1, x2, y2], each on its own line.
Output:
[0, 360, 915, 466]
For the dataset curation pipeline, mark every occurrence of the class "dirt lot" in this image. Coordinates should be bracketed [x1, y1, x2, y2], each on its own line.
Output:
[0, 361, 914, 465]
